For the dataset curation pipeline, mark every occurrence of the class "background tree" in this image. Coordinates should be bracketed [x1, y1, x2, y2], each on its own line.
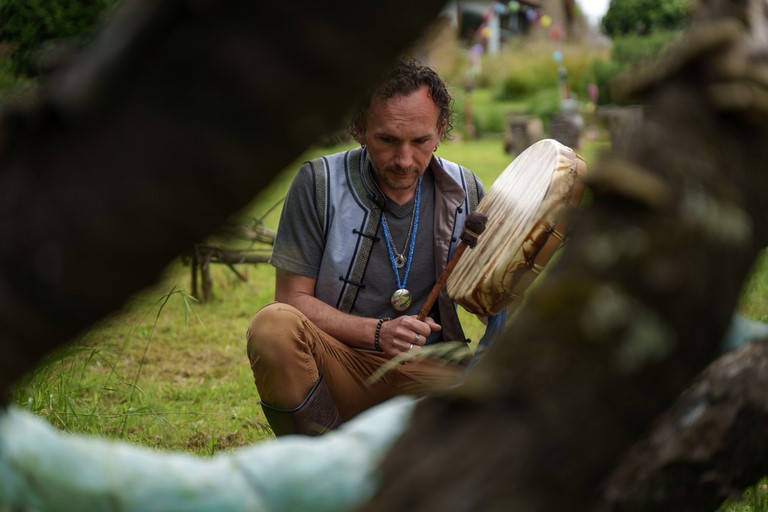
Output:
[0, 0, 117, 77]
[601, 0, 688, 37]
[593, 0, 689, 106]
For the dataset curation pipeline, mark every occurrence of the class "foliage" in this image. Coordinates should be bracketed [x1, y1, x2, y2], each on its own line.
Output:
[0, 0, 117, 76]
[526, 85, 562, 131]
[447, 40, 610, 135]
[593, 30, 681, 105]
[495, 60, 559, 102]
[0, 57, 35, 105]
[601, 0, 689, 37]
[471, 40, 609, 102]
[591, 58, 625, 105]
[453, 88, 522, 135]
[496, 71, 557, 102]
[739, 249, 768, 323]
[611, 29, 681, 66]
[592, 0, 686, 106]
[718, 479, 768, 511]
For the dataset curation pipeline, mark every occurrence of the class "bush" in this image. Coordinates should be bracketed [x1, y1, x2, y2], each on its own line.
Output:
[480, 106, 508, 134]
[452, 87, 520, 136]
[526, 86, 562, 132]
[490, 41, 609, 103]
[0, 0, 117, 76]
[447, 41, 612, 137]
[591, 58, 624, 105]
[593, 30, 681, 105]
[612, 30, 680, 66]
[0, 55, 37, 106]
[496, 70, 558, 102]
[602, 0, 688, 37]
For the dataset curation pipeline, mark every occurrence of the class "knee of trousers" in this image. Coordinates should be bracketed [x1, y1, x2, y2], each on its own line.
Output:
[246, 302, 310, 367]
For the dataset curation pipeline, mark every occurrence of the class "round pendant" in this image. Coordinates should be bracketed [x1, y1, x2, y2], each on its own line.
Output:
[391, 289, 412, 312]
[395, 254, 406, 269]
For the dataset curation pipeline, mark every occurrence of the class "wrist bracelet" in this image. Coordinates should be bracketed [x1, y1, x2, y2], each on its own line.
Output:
[374, 317, 392, 352]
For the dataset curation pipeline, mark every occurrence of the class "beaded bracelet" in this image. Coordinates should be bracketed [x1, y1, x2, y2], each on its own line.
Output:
[374, 317, 392, 352]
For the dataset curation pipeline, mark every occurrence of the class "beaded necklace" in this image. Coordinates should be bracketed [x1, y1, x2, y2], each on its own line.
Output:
[380, 176, 421, 312]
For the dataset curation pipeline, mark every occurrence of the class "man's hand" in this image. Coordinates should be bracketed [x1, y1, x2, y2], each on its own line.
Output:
[377, 316, 441, 358]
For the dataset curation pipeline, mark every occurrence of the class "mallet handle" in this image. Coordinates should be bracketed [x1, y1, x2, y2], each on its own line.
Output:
[417, 243, 469, 321]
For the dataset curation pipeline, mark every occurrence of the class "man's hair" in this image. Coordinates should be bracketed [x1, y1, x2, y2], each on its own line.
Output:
[348, 58, 454, 142]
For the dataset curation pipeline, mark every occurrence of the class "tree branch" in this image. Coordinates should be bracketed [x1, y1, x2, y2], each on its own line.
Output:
[364, 1, 768, 510]
[0, 0, 450, 400]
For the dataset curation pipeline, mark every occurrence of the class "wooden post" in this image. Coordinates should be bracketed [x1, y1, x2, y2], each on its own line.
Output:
[190, 248, 199, 301]
[201, 255, 212, 303]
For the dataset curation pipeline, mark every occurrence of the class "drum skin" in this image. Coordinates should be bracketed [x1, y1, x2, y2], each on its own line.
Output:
[446, 139, 587, 317]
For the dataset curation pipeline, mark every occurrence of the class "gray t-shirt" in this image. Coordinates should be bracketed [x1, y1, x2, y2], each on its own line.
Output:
[271, 164, 443, 344]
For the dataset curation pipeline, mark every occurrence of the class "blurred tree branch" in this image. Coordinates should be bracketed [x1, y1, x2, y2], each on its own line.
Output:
[365, 0, 768, 510]
[0, 0, 450, 399]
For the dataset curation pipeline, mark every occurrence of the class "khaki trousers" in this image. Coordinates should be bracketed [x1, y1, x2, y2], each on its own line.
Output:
[246, 302, 463, 422]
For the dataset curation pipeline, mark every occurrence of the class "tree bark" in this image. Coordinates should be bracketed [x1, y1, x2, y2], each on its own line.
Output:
[364, 2, 768, 510]
[0, 0, 450, 400]
[598, 339, 768, 512]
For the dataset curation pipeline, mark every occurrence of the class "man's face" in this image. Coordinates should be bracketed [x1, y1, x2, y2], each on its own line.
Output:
[360, 85, 444, 197]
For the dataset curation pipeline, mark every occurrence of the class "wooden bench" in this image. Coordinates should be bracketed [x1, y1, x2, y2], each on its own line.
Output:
[187, 222, 276, 303]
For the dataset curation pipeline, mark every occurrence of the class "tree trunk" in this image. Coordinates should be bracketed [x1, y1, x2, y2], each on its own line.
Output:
[598, 339, 768, 512]
[364, 2, 768, 510]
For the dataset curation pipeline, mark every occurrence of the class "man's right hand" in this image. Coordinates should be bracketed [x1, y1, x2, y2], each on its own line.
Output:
[376, 315, 440, 357]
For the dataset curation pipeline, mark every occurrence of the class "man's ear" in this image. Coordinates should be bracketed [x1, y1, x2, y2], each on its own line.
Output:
[352, 124, 366, 146]
[437, 119, 447, 140]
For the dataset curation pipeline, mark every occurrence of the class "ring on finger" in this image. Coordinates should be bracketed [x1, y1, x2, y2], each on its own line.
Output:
[413, 333, 421, 344]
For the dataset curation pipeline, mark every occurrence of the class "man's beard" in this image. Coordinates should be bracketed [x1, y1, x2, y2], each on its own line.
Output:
[378, 167, 420, 190]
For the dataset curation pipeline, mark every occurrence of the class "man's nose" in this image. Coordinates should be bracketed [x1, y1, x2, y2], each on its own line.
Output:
[395, 144, 414, 168]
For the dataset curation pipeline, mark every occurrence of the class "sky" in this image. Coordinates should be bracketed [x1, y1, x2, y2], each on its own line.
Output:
[580, 0, 610, 25]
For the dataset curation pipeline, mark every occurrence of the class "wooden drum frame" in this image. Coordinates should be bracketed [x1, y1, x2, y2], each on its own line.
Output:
[446, 138, 587, 317]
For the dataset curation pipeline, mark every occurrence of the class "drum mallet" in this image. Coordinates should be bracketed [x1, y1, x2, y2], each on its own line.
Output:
[417, 211, 488, 321]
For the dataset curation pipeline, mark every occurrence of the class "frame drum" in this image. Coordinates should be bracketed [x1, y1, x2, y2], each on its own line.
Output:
[446, 138, 586, 317]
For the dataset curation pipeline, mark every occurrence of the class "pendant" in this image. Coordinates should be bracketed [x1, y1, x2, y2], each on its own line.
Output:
[395, 254, 406, 269]
[391, 288, 412, 312]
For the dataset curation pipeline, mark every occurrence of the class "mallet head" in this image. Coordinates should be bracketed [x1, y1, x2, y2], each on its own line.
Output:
[460, 211, 488, 248]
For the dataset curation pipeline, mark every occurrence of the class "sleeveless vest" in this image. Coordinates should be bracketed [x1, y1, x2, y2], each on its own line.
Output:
[308, 146, 480, 342]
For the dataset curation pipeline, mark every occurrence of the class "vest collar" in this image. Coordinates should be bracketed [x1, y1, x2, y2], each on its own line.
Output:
[430, 154, 466, 207]
[355, 146, 387, 211]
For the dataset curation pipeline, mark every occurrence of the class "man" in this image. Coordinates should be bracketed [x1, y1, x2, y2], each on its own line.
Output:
[246, 59, 484, 436]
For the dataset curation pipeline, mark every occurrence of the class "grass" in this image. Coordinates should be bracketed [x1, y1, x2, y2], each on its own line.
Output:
[721, 481, 768, 512]
[15, 283, 275, 453]
[740, 253, 768, 323]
